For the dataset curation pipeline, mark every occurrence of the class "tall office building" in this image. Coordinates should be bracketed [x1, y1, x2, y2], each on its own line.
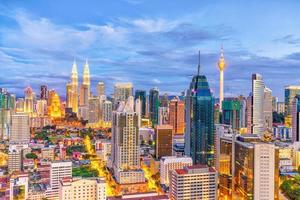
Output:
[218, 46, 226, 110]
[36, 100, 47, 116]
[149, 87, 160, 127]
[97, 81, 105, 97]
[111, 98, 145, 184]
[292, 95, 300, 142]
[102, 100, 112, 124]
[69, 61, 78, 114]
[134, 90, 146, 117]
[158, 107, 168, 125]
[160, 156, 192, 186]
[160, 93, 169, 107]
[10, 113, 30, 143]
[251, 74, 265, 136]
[48, 91, 62, 119]
[0, 89, 14, 140]
[277, 102, 285, 114]
[114, 83, 133, 107]
[24, 87, 34, 114]
[234, 134, 279, 200]
[8, 145, 23, 173]
[79, 60, 91, 106]
[168, 97, 185, 134]
[185, 54, 214, 165]
[169, 165, 218, 200]
[285, 85, 300, 116]
[47, 161, 72, 199]
[59, 177, 106, 200]
[88, 97, 100, 123]
[264, 87, 273, 132]
[155, 125, 173, 159]
[222, 98, 241, 130]
[66, 82, 72, 109]
[40, 85, 48, 100]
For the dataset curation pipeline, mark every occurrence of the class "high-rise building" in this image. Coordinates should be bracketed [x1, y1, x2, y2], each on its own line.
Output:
[59, 177, 106, 200]
[169, 165, 218, 200]
[69, 61, 78, 114]
[134, 90, 146, 117]
[40, 85, 48, 100]
[234, 134, 279, 200]
[160, 93, 169, 107]
[88, 97, 100, 123]
[47, 161, 72, 199]
[0, 89, 14, 140]
[222, 98, 241, 130]
[15, 98, 25, 113]
[8, 145, 23, 173]
[112, 98, 145, 184]
[66, 82, 72, 109]
[24, 87, 34, 114]
[285, 85, 300, 116]
[251, 73, 265, 136]
[97, 81, 105, 97]
[160, 156, 192, 186]
[114, 83, 133, 108]
[36, 100, 47, 116]
[218, 46, 226, 110]
[185, 54, 214, 166]
[79, 60, 91, 106]
[292, 95, 300, 142]
[10, 113, 30, 143]
[264, 87, 273, 132]
[102, 100, 112, 124]
[158, 107, 168, 125]
[48, 91, 62, 119]
[155, 125, 173, 159]
[169, 97, 185, 134]
[277, 102, 285, 114]
[149, 87, 160, 127]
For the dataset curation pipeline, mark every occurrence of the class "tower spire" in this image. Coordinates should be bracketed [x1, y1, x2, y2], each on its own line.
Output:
[197, 50, 201, 76]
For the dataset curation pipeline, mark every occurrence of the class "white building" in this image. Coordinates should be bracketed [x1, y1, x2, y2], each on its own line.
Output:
[59, 177, 106, 200]
[264, 87, 273, 132]
[160, 156, 192, 186]
[46, 161, 72, 200]
[252, 74, 265, 136]
[169, 165, 217, 200]
[95, 139, 111, 162]
[10, 113, 30, 143]
[112, 98, 145, 184]
[102, 100, 112, 123]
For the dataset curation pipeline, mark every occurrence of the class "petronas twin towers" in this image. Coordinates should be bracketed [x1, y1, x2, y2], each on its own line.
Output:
[66, 60, 90, 114]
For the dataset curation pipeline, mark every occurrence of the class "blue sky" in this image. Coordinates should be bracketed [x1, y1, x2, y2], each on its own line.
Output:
[1, 0, 300, 100]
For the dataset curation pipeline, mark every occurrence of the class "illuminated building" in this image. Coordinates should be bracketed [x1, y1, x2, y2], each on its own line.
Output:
[215, 124, 235, 199]
[218, 46, 226, 110]
[251, 73, 265, 136]
[285, 85, 300, 116]
[168, 97, 185, 134]
[40, 85, 48, 100]
[292, 95, 300, 142]
[158, 107, 168, 125]
[277, 101, 285, 113]
[36, 99, 47, 116]
[9, 173, 29, 200]
[102, 100, 112, 124]
[29, 116, 51, 128]
[97, 81, 105, 97]
[114, 83, 133, 108]
[79, 84, 89, 106]
[83, 59, 90, 96]
[222, 98, 241, 130]
[155, 125, 173, 159]
[264, 87, 273, 132]
[15, 98, 25, 113]
[134, 90, 146, 117]
[48, 91, 62, 119]
[0, 89, 14, 139]
[47, 161, 72, 200]
[8, 146, 23, 173]
[88, 96, 100, 123]
[10, 113, 30, 143]
[112, 98, 145, 184]
[67, 60, 78, 114]
[169, 165, 217, 200]
[149, 87, 159, 127]
[59, 177, 106, 200]
[66, 82, 72, 109]
[24, 87, 34, 114]
[41, 147, 55, 161]
[160, 156, 192, 186]
[233, 134, 279, 200]
[78, 106, 89, 120]
[185, 52, 214, 166]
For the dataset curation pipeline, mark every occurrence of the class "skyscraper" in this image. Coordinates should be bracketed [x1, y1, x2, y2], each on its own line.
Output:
[168, 97, 185, 134]
[134, 90, 146, 117]
[185, 52, 214, 166]
[149, 87, 159, 127]
[285, 85, 300, 116]
[155, 124, 173, 159]
[80, 60, 90, 106]
[251, 73, 265, 136]
[88, 96, 100, 123]
[111, 98, 145, 184]
[264, 87, 273, 132]
[24, 87, 34, 114]
[40, 85, 48, 100]
[222, 98, 241, 130]
[97, 81, 105, 97]
[218, 46, 226, 110]
[292, 95, 300, 142]
[113, 83, 133, 108]
[69, 61, 78, 114]
[10, 113, 30, 143]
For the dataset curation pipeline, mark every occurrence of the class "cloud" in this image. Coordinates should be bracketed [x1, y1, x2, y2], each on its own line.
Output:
[273, 34, 300, 45]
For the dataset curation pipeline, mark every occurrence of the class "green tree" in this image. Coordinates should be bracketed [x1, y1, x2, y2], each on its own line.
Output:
[25, 153, 37, 159]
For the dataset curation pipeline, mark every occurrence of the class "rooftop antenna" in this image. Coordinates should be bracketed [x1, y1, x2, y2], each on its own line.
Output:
[197, 50, 201, 76]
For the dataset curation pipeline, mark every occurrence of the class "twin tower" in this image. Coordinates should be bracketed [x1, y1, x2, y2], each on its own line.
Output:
[66, 60, 90, 114]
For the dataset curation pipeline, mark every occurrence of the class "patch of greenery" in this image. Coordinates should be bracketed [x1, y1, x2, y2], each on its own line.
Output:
[66, 145, 85, 155]
[281, 175, 300, 200]
[34, 131, 49, 141]
[72, 166, 98, 177]
[25, 153, 38, 159]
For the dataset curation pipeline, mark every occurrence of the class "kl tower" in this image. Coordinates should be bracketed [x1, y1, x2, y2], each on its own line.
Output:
[218, 46, 226, 111]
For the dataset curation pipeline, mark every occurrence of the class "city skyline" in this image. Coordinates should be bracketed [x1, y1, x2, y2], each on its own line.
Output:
[1, 1, 300, 99]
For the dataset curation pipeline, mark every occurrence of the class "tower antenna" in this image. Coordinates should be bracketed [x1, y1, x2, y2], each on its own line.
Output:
[197, 50, 201, 76]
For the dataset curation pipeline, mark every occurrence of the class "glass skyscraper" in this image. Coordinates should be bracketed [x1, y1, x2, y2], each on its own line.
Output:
[134, 90, 146, 117]
[149, 88, 160, 127]
[185, 74, 214, 166]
